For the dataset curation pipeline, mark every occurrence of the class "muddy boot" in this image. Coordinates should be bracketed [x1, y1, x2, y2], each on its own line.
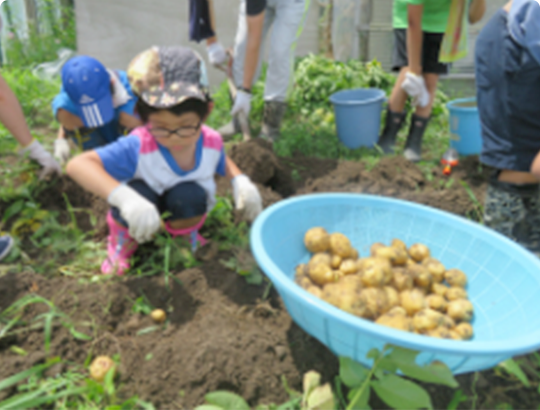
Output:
[218, 116, 241, 140]
[403, 114, 430, 162]
[259, 101, 287, 142]
[377, 108, 407, 154]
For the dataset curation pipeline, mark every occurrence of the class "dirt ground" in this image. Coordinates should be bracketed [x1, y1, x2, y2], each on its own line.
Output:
[1, 140, 537, 409]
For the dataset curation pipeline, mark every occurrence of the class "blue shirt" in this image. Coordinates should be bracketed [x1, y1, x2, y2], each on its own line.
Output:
[508, 0, 540, 65]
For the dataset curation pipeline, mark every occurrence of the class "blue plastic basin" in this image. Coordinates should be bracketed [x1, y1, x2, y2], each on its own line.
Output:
[330, 88, 386, 149]
[447, 97, 482, 156]
[250, 193, 540, 374]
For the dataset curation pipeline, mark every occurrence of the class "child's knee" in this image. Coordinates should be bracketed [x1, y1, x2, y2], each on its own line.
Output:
[164, 182, 207, 220]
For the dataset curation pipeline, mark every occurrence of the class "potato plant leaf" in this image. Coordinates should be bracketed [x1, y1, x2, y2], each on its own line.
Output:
[339, 357, 369, 388]
[371, 374, 433, 410]
[204, 391, 250, 410]
[347, 386, 371, 410]
[498, 359, 530, 387]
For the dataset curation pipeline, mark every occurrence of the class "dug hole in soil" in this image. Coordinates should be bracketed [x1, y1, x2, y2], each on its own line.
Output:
[3, 139, 533, 409]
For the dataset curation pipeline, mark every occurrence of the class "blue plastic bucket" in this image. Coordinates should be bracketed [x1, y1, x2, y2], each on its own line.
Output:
[330, 88, 386, 149]
[447, 97, 482, 156]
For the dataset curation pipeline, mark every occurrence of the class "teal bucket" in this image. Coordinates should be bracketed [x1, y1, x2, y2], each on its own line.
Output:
[447, 97, 482, 156]
[329, 88, 386, 149]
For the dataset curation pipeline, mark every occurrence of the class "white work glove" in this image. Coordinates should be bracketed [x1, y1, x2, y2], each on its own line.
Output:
[207, 42, 228, 67]
[232, 174, 262, 223]
[19, 139, 62, 180]
[231, 90, 252, 117]
[107, 184, 161, 243]
[401, 72, 430, 108]
[54, 138, 71, 165]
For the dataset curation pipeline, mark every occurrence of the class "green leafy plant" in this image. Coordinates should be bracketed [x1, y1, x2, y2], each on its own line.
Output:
[220, 247, 264, 285]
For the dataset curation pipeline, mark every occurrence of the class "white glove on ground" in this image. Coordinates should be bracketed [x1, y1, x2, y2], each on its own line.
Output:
[19, 139, 62, 180]
[54, 138, 71, 165]
[232, 174, 263, 222]
[401, 72, 430, 108]
[231, 90, 252, 117]
[207, 42, 228, 67]
[108, 184, 161, 243]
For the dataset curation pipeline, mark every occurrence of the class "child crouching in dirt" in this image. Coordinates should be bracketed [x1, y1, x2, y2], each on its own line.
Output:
[476, 0, 540, 255]
[66, 46, 263, 275]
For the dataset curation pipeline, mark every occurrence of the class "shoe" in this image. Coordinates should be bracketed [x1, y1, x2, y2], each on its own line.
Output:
[101, 211, 139, 275]
[218, 116, 241, 140]
[403, 114, 430, 162]
[259, 101, 287, 142]
[0, 235, 14, 261]
[165, 215, 208, 252]
[377, 108, 407, 154]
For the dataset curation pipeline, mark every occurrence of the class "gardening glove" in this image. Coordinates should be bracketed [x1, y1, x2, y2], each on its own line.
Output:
[54, 138, 71, 165]
[207, 42, 228, 67]
[232, 174, 263, 223]
[19, 139, 62, 180]
[401, 72, 430, 108]
[231, 90, 252, 117]
[107, 184, 161, 243]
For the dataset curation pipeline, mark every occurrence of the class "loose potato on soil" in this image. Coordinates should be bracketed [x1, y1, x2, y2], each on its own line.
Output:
[423, 259, 446, 283]
[331, 255, 342, 269]
[413, 309, 443, 332]
[431, 283, 448, 298]
[151, 309, 167, 323]
[447, 299, 474, 322]
[455, 323, 474, 340]
[445, 269, 468, 288]
[391, 238, 407, 252]
[409, 243, 430, 262]
[446, 287, 468, 301]
[304, 227, 330, 253]
[340, 259, 359, 275]
[329, 233, 353, 258]
[309, 263, 336, 286]
[400, 288, 427, 316]
[89, 356, 116, 382]
[425, 294, 448, 313]
[391, 268, 414, 291]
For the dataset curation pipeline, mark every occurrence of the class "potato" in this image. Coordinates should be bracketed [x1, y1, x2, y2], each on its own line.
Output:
[376, 314, 413, 332]
[413, 308, 443, 332]
[309, 263, 336, 286]
[360, 287, 388, 319]
[431, 283, 448, 298]
[392, 248, 409, 266]
[330, 254, 342, 269]
[426, 326, 452, 339]
[375, 246, 408, 266]
[307, 286, 323, 298]
[350, 249, 359, 260]
[408, 265, 432, 289]
[383, 286, 400, 311]
[423, 259, 446, 283]
[446, 287, 468, 301]
[329, 233, 353, 258]
[362, 257, 393, 283]
[322, 283, 342, 307]
[409, 243, 430, 262]
[339, 274, 363, 291]
[295, 264, 308, 277]
[304, 227, 330, 253]
[400, 288, 427, 316]
[322, 282, 367, 317]
[406, 258, 418, 268]
[309, 253, 331, 269]
[360, 265, 385, 287]
[391, 268, 414, 291]
[387, 306, 407, 317]
[454, 323, 473, 340]
[448, 329, 462, 340]
[370, 242, 385, 256]
[440, 315, 456, 329]
[447, 299, 474, 322]
[151, 309, 167, 323]
[89, 356, 116, 382]
[425, 294, 448, 313]
[340, 259, 359, 275]
[296, 276, 314, 289]
[391, 238, 407, 252]
[445, 269, 467, 288]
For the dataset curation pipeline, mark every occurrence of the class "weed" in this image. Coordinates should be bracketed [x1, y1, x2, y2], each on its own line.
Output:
[447, 389, 469, 410]
[460, 181, 484, 224]
[220, 247, 264, 286]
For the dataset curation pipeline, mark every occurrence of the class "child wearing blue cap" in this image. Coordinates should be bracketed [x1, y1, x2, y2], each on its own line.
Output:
[52, 56, 142, 165]
[476, 0, 540, 255]
[66, 46, 262, 275]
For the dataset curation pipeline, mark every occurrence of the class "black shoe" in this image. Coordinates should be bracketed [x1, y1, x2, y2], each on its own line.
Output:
[378, 108, 406, 154]
[403, 114, 430, 162]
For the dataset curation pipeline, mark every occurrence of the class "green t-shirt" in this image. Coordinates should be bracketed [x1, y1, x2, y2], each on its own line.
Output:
[393, 0, 453, 33]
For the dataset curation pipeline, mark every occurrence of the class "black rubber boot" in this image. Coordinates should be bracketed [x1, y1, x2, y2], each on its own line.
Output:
[259, 101, 287, 142]
[403, 114, 430, 162]
[377, 108, 407, 154]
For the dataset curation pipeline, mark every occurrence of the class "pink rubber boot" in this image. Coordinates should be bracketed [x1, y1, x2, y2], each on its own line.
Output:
[165, 215, 208, 252]
[101, 211, 139, 275]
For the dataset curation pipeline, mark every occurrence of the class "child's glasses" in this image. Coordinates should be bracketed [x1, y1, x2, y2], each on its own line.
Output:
[146, 122, 201, 139]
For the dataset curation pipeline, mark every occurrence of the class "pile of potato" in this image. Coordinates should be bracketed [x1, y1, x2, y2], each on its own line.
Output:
[295, 227, 474, 340]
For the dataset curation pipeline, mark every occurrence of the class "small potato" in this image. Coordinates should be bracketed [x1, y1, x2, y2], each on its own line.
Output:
[383, 286, 400, 311]
[340, 259, 359, 275]
[374, 246, 397, 261]
[89, 356, 116, 382]
[454, 323, 473, 340]
[376, 314, 414, 332]
[426, 326, 452, 339]
[304, 227, 330, 253]
[413, 308, 443, 332]
[400, 288, 427, 316]
[350, 249, 359, 260]
[360, 288, 388, 319]
[391, 268, 414, 291]
[331, 255, 342, 269]
[445, 269, 467, 288]
[322, 283, 342, 307]
[440, 315, 456, 329]
[392, 248, 409, 266]
[151, 309, 167, 323]
[356, 258, 367, 271]
[329, 233, 353, 258]
[339, 274, 363, 291]
[309, 263, 336, 286]
[448, 329, 462, 340]
[409, 243, 430, 263]
[423, 259, 446, 283]
[406, 258, 418, 268]
[307, 286, 323, 298]
[408, 265, 432, 289]
[295, 264, 308, 277]
[387, 306, 407, 317]
[360, 265, 385, 287]
[309, 253, 331, 269]
[446, 287, 468, 301]
[362, 257, 393, 284]
[322, 283, 367, 318]
[334, 270, 345, 281]
[425, 294, 448, 313]
[431, 283, 448, 298]
[391, 238, 407, 252]
[296, 276, 313, 289]
[370, 242, 385, 256]
[447, 300, 474, 322]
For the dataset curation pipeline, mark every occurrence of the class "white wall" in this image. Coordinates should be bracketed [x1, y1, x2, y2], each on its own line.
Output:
[74, 0, 320, 90]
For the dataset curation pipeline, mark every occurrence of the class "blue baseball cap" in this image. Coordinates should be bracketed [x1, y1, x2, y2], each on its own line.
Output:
[61, 56, 114, 128]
